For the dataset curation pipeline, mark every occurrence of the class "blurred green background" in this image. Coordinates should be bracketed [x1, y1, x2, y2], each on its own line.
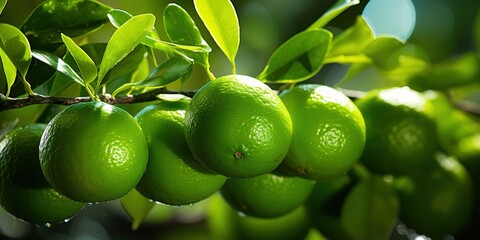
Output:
[1, 0, 480, 239]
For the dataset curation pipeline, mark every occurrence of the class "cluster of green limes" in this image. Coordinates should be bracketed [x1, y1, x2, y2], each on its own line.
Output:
[0, 74, 368, 226]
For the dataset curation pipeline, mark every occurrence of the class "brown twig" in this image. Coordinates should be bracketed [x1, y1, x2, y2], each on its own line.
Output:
[0, 88, 196, 112]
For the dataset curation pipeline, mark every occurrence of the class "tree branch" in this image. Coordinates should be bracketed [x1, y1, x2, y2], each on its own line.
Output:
[1, 87, 479, 117]
[0, 88, 196, 112]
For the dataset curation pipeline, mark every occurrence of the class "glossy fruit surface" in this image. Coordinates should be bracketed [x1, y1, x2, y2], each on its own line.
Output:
[39, 101, 149, 203]
[184, 75, 292, 178]
[0, 124, 85, 225]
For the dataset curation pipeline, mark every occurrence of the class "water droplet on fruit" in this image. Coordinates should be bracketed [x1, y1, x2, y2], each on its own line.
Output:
[237, 212, 246, 217]
[188, 203, 194, 208]
[44, 223, 52, 228]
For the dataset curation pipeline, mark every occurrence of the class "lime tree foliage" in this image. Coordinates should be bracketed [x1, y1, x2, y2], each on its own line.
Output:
[0, 0, 480, 239]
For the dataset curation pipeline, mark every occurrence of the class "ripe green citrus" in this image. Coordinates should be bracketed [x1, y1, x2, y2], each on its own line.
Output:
[279, 84, 366, 179]
[134, 101, 227, 205]
[395, 154, 474, 238]
[207, 195, 311, 240]
[355, 87, 438, 175]
[39, 101, 149, 203]
[184, 75, 292, 178]
[220, 172, 315, 218]
[0, 124, 85, 225]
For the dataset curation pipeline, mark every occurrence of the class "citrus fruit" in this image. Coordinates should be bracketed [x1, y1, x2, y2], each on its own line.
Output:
[134, 101, 227, 205]
[395, 154, 474, 238]
[355, 87, 438, 175]
[220, 171, 314, 218]
[184, 75, 292, 178]
[207, 194, 311, 240]
[279, 84, 366, 179]
[0, 124, 85, 225]
[39, 101, 149, 203]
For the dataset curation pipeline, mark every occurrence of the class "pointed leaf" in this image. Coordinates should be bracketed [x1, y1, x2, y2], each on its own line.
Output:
[97, 14, 155, 87]
[107, 9, 159, 39]
[0, 0, 6, 15]
[258, 29, 332, 83]
[32, 50, 84, 87]
[341, 176, 399, 240]
[0, 23, 31, 78]
[120, 189, 155, 231]
[327, 17, 375, 59]
[194, 0, 239, 70]
[61, 34, 97, 84]
[309, 0, 360, 29]
[112, 57, 192, 96]
[164, 3, 210, 67]
[21, 0, 111, 47]
[0, 48, 16, 96]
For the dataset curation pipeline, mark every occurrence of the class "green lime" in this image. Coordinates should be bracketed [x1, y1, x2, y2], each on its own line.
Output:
[134, 101, 227, 205]
[184, 75, 292, 178]
[395, 153, 474, 238]
[279, 84, 366, 179]
[39, 101, 149, 203]
[0, 124, 85, 225]
[355, 87, 438, 175]
[220, 172, 314, 218]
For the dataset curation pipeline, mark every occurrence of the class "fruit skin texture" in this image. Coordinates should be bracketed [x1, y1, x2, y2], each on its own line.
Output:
[395, 154, 474, 238]
[184, 75, 293, 178]
[134, 101, 227, 205]
[355, 87, 438, 176]
[220, 172, 315, 218]
[279, 84, 366, 179]
[0, 124, 85, 225]
[39, 101, 149, 203]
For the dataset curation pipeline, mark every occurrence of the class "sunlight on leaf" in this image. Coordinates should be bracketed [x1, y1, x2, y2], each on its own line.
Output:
[108, 9, 159, 39]
[31, 50, 84, 87]
[327, 17, 374, 60]
[309, 0, 360, 29]
[194, 0, 239, 73]
[97, 14, 155, 89]
[120, 189, 155, 231]
[0, 47, 16, 96]
[0, 0, 6, 15]
[164, 3, 211, 68]
[258, 29, 332, 83]
[0, 23, 31, 79]
[61, 34, 97, 85]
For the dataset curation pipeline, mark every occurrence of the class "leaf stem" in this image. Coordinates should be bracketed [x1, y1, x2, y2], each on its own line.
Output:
[20, 75, 35, 96]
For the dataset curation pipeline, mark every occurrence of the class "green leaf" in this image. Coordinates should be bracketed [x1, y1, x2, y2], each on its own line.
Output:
[21, 0, 112, 47]
[61, 34, 97, 85]
[341, 176, 399, 240]
[107, 9, 159, 39]
[409, 52, 480, 91]
[327, 17, 374, 59]
[0, 48, 16, 96]
[120, 189, 155, 231]
[309, 0, 360, 29]
[97, 14, 155, 89]
[112, 57, 192, 97]
[164, 3, 211, 67]
[0, 0, 6, 15]
[258, 29, 332, 83]
[0, 23, 31, 79]
[31, 50, 84, 87]
[194, 0, 239, 72]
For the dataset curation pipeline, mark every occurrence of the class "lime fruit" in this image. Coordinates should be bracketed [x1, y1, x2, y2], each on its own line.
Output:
[395, 154, 474, 238]
[207, 194, 311, 240]
[0, 124, 85, 225]
[184, 75, 292, 178]
[220, 172, 314, 218]
[355, 87, 438, 175]
[134, 101, 227, 205]
[39, 101, 149, 203]
[279, 84, 366, 179]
